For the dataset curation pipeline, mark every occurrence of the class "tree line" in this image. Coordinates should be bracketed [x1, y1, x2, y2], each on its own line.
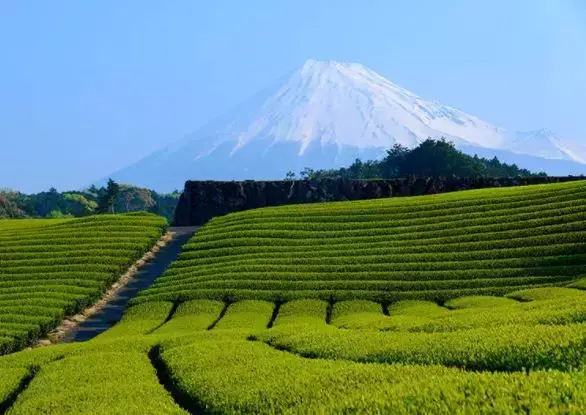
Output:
[286, 139, 547, 180]
[1, 139, 549, 220]
[0, 179, 181, 220]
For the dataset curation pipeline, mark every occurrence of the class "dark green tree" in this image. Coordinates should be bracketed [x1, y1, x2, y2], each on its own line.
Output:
[116, 185, 155, 212]
[398, 139, 485, 177]
[300, 167, 315, 180]
[97, 179, 120, 214]
[86, 184, 99, 195]
[380, 144, 409, 178]
[303, 138, 544, 180]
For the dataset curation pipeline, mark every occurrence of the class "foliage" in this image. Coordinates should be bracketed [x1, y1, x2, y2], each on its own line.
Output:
[6, 352, 187, 414]
[133, 180, 586, 304]
[45, 209, 74, 219]
[1, 181, 586, 413]
[0, 213, 167, 355]
[96, 178, 120, 214]
[62, 193, 97, 216]
[96, 301, 174, 340]
[272, 299, 328, 327]
[0, 367, 29, 410]
[284, 170, 296, 181]
[213, 300, 274, 330]
[153, 300, 224, 335]
[0, 181, 181, 222]
[299, 138, 546, 180]
[159, 337, 586, 414]
[2, 290, 586, 412]
[260, 322, 586, 372]
[116, 185, 155, 213]
[0, 195, 26, 219]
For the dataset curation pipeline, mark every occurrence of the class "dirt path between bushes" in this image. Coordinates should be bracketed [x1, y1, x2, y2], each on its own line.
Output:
[34, 226, 198, 346]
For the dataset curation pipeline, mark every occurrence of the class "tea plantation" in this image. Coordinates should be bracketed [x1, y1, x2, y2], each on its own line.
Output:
[0, 212, 167, 355]
[1, 181, 586, 413]
[137, 179, 586, 303]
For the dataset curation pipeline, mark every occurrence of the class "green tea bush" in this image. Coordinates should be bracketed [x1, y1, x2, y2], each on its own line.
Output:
[214, 300, 275, 330]
[0, 213, 167, 354]
[271, 299, 328, 328]
[444, 295, 518, 309]
[6, 352, 187, 414]
[160, 335, 586, 414]
[136, 181, 586, 304]
[2, 286, 586, 412]
[260, 322, 586, 372]
[152, 299, 224, 335]
[0, 368, 29, 411]
[96, 301, 174, 339]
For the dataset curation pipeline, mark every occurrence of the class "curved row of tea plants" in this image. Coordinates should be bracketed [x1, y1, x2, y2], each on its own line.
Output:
[135, 180, 586, 304]
[0, 212, 167, 355]
[3, 288, 586, 413]
[256, 289, 586, 372]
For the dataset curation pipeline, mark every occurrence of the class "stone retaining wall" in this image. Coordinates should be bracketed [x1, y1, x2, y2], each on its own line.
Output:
[173, 176, 584, 226]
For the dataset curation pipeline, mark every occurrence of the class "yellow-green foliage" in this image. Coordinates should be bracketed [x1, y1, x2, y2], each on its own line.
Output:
[271, 299, 328, 328]
[506, 286, 586, 302]
[214, 300, 274, 331]
[96, 301, 174, 340]
[0, 213, 167, 354]
[152, 299, 224, 335]
[331, 288, 586, 332]
[330, 300, 387, 329]
[0, 368, 28, 410]
[260, 322, 586, 371]
[2, 290, 586, 413]
[161, 336, 586, 414]
[6, 352, 186, 414]
[444, 295, 518, 309]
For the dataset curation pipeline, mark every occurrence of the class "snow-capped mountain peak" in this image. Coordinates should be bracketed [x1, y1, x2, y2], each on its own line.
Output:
[106, 59, 586, 191]
[230, 59, 508, 155]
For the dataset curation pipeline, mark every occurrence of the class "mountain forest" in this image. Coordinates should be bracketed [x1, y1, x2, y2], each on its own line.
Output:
[0, 183, 181, 220]
[294, 138, 547, 180]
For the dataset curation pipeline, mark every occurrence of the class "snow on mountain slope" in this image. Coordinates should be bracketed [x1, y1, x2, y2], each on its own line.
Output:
[107, 59, 586, 191]
[507, 129, 586, 164]
[228, 59, 509, 152]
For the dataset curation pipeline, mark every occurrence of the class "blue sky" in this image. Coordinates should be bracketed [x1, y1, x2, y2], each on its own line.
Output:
[1, 0, 585, 192]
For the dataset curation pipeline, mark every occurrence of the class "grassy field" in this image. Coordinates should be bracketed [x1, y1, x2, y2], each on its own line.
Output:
[0, 212, 167, 355]
[1, 181, 586, 413]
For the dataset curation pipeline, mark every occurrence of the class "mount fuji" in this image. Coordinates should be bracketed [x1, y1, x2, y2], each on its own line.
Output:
[107, 59, 586, 191]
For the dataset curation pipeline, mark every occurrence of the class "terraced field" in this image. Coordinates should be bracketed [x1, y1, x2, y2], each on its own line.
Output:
[1, 181, 586, 413]
[136, 180, 586, 303]
[0, 213, 167, 355]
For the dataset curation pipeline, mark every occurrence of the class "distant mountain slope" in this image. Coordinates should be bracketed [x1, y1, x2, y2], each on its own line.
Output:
[107, 59, 586, 191]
